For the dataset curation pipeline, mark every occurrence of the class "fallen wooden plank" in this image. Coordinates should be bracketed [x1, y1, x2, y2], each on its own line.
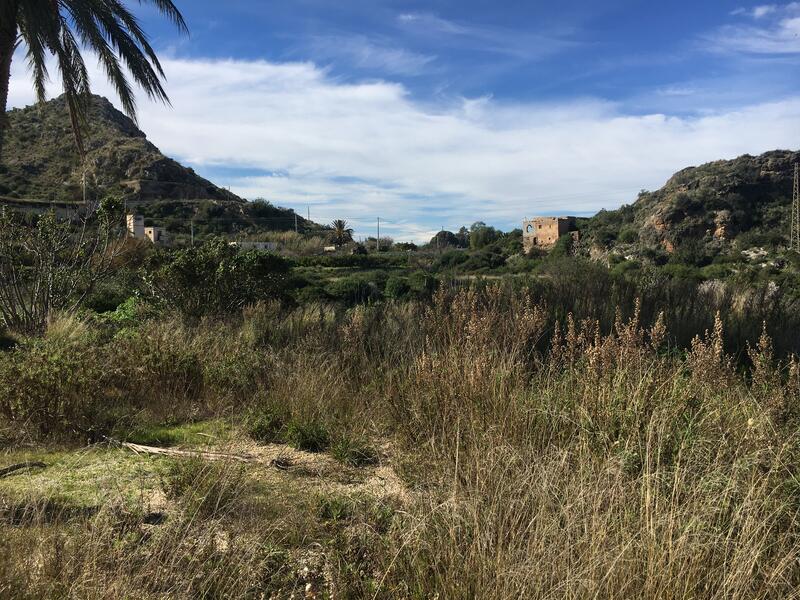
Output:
[121, 442, 254, 463]
[0, 461, 47, 478]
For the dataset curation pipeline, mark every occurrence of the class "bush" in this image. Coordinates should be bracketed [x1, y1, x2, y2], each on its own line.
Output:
[161, 458, 247, 518]
[331, 435, 379, 467]
[246, 408, 286, 444]
[618, 227, 639, 244]
[325, 275, 382, 305]
[384, 275, 411, 299]
[285, 419, 330, 452]
[407, 270, 438, 298]
[0, 333, 106, 436]
[435, 250, 469, 270]
[145, 238, 292, 319]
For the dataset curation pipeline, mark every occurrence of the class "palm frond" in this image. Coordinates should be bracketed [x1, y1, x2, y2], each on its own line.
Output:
[9, 0, 188, 153]
[53, 20, 92, 153]
[138, 0, 188, 34]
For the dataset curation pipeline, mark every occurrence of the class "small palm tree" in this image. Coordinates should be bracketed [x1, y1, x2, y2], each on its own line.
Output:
[0, 0, 188, 156]
[330, 219, 354, 247]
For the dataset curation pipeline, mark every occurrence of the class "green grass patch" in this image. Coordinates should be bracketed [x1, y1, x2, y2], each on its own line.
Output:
[0, 448, 161, 510]
[285, 420, 330, 453]
[246, 409, 286, 444]
[331, 435, 379, 467]
[119, 419, 232, 447]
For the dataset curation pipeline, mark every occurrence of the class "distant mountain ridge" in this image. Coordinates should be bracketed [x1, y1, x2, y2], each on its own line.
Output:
[0, 94, 241, 205]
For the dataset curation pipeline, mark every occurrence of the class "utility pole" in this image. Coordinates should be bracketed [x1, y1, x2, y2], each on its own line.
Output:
[792, 163, 800, 252]
[307, 205, 310, 222]
[377, 217, 380, 252]
[191, 207, 197, 246]
[294, 213, 298, 234]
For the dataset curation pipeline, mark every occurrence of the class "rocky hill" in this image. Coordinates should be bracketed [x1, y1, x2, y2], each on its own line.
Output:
[585, 150, 799, 258]
[0, 94, 241, 204]
[0, 95, 319, 237]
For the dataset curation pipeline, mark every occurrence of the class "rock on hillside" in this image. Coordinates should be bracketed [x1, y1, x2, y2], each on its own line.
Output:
[587, 150, 800, 254]
[0, 94, 242, 204]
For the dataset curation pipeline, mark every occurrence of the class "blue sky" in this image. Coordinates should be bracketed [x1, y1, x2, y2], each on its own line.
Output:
[9, 0, 800, 241]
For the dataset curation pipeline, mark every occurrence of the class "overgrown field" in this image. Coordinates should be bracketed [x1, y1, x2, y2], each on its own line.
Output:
[2, 286, 800, 598]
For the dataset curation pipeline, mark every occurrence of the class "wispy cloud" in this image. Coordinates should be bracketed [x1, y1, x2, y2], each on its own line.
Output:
[8, 55, 800, 242]
[303, 34, 436, 76]
[732, 5, 778, 18]
[709, 3, 800, 54]
[396, 12, 577, 61]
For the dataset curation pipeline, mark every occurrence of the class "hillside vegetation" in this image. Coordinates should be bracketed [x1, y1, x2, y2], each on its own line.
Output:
[586, 150, 798, 256]
[1, 95, 240, 204]
[0, 95, 318, 238]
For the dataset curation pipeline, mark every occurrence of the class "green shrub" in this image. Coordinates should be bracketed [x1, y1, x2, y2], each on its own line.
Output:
[407, 270, 437, 298]
[285, 419, 330, 452]
[618, 227, 639, 244]
[295, 284, 329, 304]
[331, 435, 379, 467]
[325, 276, 382, 305]
[160, 457, 247, 518]
[0, 335, 106, 436]
[246, 408, 286, 444]
[384, 275, 411, 299]
[318, 495, 355, 522]
[145, 238, 292, 319]
[293, 254, 407, 269]
[435, 250, 469, 270]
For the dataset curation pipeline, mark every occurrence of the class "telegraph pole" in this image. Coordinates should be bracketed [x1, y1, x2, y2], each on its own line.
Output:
[190, 207, 197, 246]
[792, 163, 800, 252]
[377, 217, 380, 252]
[294, 212, 298, 234]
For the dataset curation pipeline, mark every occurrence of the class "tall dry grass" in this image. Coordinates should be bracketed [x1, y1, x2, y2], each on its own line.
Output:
[2, 285, 800, 598]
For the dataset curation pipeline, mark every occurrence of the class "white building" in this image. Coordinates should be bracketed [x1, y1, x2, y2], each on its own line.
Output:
[145, 226, 168, 245]
[126, 214, 144, 238]
[127, 214, 168, 246]
[229, 241, 278, 251]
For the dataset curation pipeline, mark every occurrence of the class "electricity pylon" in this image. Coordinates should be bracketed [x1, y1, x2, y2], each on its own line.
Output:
[792, 163, 800, 252]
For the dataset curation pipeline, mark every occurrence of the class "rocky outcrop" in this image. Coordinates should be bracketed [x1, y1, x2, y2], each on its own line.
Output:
[1, 95, 242, 204]
[590, 149, 799, 253]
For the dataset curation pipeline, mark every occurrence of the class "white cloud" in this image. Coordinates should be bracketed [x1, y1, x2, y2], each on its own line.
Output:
[8, 54, 800, 242]
[733, 5, 779, 18]
[303, 34, 436, 76]
[396, 12, 577, 61]
[753, 5, 778, 18]
[711, 3, 800, 54]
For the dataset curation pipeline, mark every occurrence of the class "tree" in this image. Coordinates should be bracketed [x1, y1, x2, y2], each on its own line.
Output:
[469, 221, 500, 250]
[0, 199, 127, 332]
[144, 238, 292, 319]
[330, 219, 353, 247]
[429, 230, 460, 249]
[0, 0, 188, 156]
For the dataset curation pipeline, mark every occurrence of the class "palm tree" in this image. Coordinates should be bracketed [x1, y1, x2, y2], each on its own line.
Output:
[0, 0, 188, 157]
[330, 219, 354, 247]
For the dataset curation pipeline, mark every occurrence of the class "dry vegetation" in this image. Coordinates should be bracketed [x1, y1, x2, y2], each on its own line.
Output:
[2, 286, 800, 598]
